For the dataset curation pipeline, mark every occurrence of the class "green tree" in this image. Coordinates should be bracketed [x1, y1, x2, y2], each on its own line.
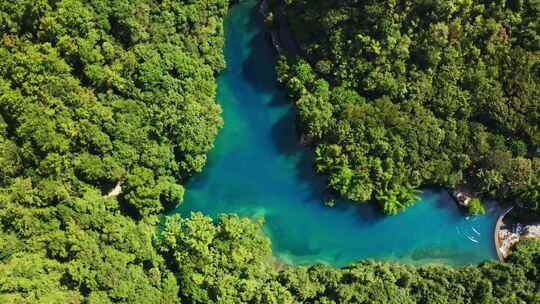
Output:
[274, 0, 540, 215]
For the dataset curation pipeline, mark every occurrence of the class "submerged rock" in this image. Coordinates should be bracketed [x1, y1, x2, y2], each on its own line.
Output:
[450, 187, 473, 207]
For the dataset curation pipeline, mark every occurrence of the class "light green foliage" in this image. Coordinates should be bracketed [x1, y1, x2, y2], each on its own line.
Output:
[276, 0, 540, 215]
[0, 0, 227, 301]
[0, 188, 180, 303]
[468, 198, 486, 215]
[2, 1, 540, 303]
[160, 213, 293, 304]
[274, 239, 540, 303]
[159, 213, 540, 304]
[0, 253, 82, 304]
[0, 0, 227, 217]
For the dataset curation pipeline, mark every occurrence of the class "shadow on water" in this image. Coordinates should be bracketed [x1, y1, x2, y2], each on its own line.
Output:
[433, 191, 450, 209]
[266, 63, 385, 223]
[295, 150, 329, 200]
[268, 92, 291, 107]
[334, 196, 385, 225]
[241, 2, 392, 225]
[432, 190, 466, 215]
[266, 105, 330, 203]
[270, 107, 298, 155]
[241, 12, 278, 94]
[167, 0, 501, 267]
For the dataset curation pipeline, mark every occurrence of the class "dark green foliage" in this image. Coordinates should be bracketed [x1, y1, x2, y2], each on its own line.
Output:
[0, 0, 227, 217]
[2, 1, 540, 303]
[160, 213, 293, 304]
[0, 0, 227, 301]
[513, 180, 540, 220]
[158, 212, 540, 304]
[274, 0, 540, 214]
[285, 240, 540, 303]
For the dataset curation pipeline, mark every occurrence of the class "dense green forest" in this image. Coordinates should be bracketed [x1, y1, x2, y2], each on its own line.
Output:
[161, 216, 540, 304]
[0, 0, 227, 301]
[1, 0, 540, 303]
[271, 0, 540, 215]
[9, 207, 540, 303]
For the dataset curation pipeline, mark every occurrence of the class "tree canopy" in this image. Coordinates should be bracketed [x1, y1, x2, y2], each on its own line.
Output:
[272, 0, 540, 214]
[0, 0, 227, 301]
[159, 213, 540, 304]
[2, 1, 540, 303]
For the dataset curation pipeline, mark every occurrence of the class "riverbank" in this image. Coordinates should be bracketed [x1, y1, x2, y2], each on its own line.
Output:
[258, 0, 283, 54]
[258, 0, 301, 56]
[173, 0, 500, 267]
[495, 207, 540, 261]
[450, 186, 474, 207]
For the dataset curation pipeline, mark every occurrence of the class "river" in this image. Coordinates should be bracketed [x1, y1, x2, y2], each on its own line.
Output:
[169, 0, 500, 267]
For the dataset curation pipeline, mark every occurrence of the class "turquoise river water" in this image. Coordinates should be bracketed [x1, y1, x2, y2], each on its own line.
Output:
[170, 0, 500, 267]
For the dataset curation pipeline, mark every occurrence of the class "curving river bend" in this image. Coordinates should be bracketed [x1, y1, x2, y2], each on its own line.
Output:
[169, 0, 500, 267]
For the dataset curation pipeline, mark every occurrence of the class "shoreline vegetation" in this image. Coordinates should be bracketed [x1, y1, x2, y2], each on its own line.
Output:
[260, 0, 489, 217]
[0, 0, 230, 302]
[261, 0, 540, 265]
[261, 0, 486, 216]
[264, 0, 540, 262]
[1, 0, 540, 303]
[267, 0, 539, 218]
[258, 0, 282, 55]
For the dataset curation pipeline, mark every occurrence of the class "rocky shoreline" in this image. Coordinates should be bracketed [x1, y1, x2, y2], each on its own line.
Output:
[450, 187, 473, 207]
[258, 0, 283, 54]
[258, 0, 301, 56]
[495, 207, 540, 261]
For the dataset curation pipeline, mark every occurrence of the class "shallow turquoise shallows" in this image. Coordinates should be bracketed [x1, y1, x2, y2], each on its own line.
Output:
[170, 0, 500, 267]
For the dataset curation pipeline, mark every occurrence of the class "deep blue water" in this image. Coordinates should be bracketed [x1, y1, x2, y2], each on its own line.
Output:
[169, 0, 500, 267]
